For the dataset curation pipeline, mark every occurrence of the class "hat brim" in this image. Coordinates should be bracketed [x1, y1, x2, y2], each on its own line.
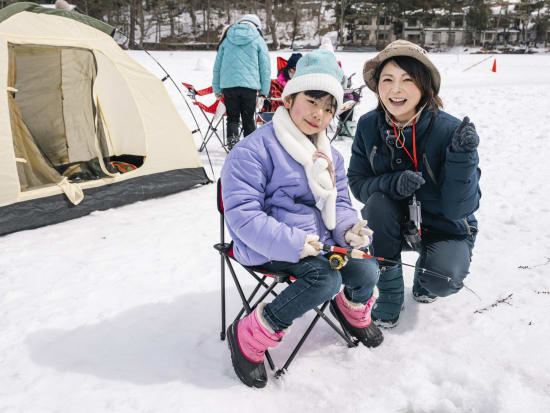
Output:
[282, 73, 344, 113]
[363, 45, 441, 94]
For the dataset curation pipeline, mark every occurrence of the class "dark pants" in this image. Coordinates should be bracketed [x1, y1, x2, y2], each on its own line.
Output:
[363, 192, 475, 297]
[260, 254, 379, 331]
[223, 87, 257, 138]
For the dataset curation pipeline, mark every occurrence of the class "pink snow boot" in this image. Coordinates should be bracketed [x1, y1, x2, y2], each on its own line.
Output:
[330, 290, 383, 348]
[227, 303, 284, 388]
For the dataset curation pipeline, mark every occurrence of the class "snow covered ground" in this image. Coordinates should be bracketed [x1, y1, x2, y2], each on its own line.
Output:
[1, 50, 549, 412]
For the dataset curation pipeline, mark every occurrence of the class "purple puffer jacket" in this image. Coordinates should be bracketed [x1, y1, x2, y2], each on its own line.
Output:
[221, 122, 360, 266]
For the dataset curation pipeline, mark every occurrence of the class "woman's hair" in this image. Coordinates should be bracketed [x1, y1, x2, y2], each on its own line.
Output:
[286, 90, 338, 113]
[278, 66, 292, 82]
[373, 56, 443, 113]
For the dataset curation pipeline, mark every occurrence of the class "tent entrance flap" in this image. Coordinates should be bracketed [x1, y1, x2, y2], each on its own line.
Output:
[7, 43, 121, 191]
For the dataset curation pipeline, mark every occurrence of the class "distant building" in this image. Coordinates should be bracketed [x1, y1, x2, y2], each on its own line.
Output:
[351, 15, 396, 49]
[348, 2, 549, 49]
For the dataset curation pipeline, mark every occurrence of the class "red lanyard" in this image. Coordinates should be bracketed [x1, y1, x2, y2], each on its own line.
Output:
[392, 118, 417, 171]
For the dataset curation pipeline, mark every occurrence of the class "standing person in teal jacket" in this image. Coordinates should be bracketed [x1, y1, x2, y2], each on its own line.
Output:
[347, 40, 481, 328]
[213, 14, 271, 150]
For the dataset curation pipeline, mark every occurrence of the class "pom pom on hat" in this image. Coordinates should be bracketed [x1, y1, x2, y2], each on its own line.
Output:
[282, 49, 344, 111]
[286, 53, 302, 70]
[319, 36, 334, 54]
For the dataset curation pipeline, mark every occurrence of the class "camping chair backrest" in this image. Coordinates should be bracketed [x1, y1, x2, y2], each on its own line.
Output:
[277, 56, 287, 72]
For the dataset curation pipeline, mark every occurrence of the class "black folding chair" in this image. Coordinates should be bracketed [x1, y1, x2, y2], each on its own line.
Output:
[214, 179, 357, 377]
[329, 76, 365, 142]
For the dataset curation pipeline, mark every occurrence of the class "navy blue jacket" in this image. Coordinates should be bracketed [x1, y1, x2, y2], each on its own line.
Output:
[347, 109, 481, 237]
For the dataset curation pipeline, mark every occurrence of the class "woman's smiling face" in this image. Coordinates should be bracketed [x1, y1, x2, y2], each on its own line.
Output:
[377, 60, 422, 122]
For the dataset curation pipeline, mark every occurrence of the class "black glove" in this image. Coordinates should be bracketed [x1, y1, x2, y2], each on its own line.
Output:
[451, 116, 479, 153]
[396, 170, 425, 197]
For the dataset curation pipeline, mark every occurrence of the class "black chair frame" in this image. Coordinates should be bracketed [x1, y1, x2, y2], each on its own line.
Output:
[214, 179, 357, 377]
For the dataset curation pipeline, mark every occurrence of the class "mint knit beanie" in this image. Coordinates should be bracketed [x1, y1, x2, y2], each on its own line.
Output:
[282, 49, 344, 111]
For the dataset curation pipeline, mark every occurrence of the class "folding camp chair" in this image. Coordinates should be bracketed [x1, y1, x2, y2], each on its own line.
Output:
[182, 82, 229, 153]
[214, 179, 357, 378]
[330, 79, 365, 142]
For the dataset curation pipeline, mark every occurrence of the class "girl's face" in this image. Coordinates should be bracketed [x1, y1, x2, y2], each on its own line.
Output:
[284, 92, 335, 136]
[377, 60, 422, 122]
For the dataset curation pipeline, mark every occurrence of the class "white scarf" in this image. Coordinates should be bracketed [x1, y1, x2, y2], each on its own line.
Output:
[272, 107, 337, 230]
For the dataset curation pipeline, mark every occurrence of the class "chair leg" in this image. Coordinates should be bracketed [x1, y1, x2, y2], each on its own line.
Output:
[198, 127, 214, 152]
[275, 301, 329, 377]
[226, 256, 276, 371]
[234, 276, 274, 321]
[211, 118, 227, 153]
[220, 253, 226, 341]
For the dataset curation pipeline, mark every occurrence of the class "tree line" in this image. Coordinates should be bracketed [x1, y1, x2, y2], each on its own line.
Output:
[6, 1, 549, 48]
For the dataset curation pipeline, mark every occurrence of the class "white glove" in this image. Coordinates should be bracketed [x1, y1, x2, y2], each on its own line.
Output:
[344, 220, 373, 249]
[256, 96, 266, 112]
[300, 234, 321, 259]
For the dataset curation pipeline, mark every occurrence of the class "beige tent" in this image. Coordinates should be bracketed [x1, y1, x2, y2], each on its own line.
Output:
[0, 3, 210, 235]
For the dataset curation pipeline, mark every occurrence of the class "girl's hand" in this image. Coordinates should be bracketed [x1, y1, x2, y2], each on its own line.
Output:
[215, 93, 224, 100]
[345, 220, 373, 249]
[300, 234, 322, 259]
[451, 117, 479, 152]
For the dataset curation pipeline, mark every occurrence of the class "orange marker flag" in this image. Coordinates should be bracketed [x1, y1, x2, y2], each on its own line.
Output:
[491, 59, 497, 73]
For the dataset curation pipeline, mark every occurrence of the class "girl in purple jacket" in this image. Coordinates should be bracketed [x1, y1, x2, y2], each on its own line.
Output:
[221, 50, 383, 388]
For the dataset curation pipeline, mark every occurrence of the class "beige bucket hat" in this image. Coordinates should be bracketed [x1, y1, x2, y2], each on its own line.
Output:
[363, 40, 441, 94]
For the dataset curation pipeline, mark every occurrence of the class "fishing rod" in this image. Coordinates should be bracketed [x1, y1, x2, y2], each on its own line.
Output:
[313, 242, 481, 300]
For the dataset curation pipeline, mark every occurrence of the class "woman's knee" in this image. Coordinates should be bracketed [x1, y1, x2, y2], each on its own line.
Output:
[420, 239, 472, 297]
[419, 262, 468, 297]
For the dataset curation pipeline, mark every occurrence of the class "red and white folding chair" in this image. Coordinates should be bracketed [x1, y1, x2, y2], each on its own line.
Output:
[182, 82, 229, 153]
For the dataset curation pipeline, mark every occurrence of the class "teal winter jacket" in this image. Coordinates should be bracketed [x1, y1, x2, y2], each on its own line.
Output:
[212, 23, 271, 96]
[347, 109, 481, 237]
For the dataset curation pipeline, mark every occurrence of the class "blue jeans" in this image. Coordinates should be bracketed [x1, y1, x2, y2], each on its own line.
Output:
[363, 192, 476, 297]
[260, 254, 379, 331]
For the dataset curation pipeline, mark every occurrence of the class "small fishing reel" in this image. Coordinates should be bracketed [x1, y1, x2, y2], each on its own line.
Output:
[328, 253, 348, 270]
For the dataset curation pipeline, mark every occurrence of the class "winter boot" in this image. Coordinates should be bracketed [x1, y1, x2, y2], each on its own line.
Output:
[226, 134, 240, 151]
[412, 269, 438, 303]
[329, 291, 383, 348]
[226, 121, 240, 151]
[371, 265, 404, 329]
[226, 303, 284, 388]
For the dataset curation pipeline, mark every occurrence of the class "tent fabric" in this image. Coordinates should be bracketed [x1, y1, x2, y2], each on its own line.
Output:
[0, 2, 115, 36]
[0, 168, 208, 235]
[0, 3, 210, 235]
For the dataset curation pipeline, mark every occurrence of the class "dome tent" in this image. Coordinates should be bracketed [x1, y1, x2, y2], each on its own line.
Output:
[0, 3, 210, 235]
